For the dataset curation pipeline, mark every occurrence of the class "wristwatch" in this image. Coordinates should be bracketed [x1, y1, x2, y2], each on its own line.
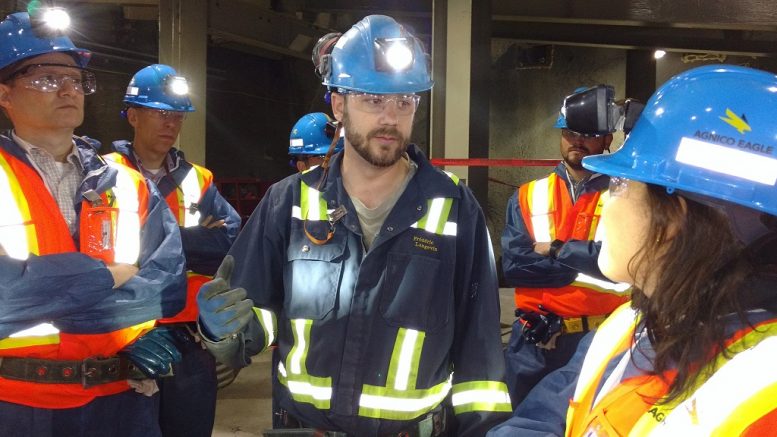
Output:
[548, 239, 565, 259]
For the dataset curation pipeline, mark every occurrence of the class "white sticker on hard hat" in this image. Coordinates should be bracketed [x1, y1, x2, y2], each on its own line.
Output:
[676, 137, 777, 186]
[126, 86, 139, 96]
[290, 138, 304, 148]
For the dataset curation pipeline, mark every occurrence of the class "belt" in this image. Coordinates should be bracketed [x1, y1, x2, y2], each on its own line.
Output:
[561, 314, 609, 334]
[272, 407, 447, 437]
[0, 356, 146, 388]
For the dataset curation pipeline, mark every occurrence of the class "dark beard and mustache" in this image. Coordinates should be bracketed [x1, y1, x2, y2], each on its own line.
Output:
[342, 109, 409, 167]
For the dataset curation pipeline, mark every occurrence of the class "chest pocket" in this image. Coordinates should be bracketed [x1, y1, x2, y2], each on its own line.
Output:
[380, 252, 454, 333]
[284, 222, 346, 320]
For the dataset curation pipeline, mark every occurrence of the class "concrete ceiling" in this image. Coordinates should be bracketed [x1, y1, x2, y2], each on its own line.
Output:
[6, 0, 777, 60]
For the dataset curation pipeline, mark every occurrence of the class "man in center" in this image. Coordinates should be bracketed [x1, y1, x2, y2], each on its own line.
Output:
[196, 14, 511, 436]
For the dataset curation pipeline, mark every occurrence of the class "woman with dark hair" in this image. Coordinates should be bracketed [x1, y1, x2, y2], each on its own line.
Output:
[489, 64, 777, 436]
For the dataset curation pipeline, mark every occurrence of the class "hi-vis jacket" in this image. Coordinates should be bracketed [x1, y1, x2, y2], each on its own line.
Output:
[488, 275, 777, 436]
[501, 163, 628, 317]
[205, 145, 511, 436]
[0, 133, 186, 408]
[106, 141, 240, 323]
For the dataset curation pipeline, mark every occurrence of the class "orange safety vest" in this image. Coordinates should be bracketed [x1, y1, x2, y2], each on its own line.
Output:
[516, 173, 628, 317]
[104, 152, 213, 323]
[567, 303, 777, 436]
[0, 146, 155, 409]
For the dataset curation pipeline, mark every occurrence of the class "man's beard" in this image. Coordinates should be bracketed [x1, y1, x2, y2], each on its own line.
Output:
[343, 109, 408, 168]
[562, 155, 584, 170]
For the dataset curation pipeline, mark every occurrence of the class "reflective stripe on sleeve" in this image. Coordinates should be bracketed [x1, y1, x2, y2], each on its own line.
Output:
[451, 380, 512, 414]
[252, 307, 277, 350]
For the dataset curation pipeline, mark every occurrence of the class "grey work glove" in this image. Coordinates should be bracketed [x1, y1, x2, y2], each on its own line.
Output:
[197, 255, 254, 341]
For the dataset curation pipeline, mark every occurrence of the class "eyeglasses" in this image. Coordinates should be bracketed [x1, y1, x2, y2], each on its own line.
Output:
[9, 63, 97, 95]
[608, 176, 630, 198]
[139, 108, 187, 122]
[347, 93, 420, 116]
[561, 128, 605, 141]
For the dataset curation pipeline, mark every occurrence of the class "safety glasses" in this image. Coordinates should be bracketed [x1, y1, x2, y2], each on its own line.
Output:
[139, 108, 187, 122]
[347, 92, 420, 116]
[8, 63, 96, 95]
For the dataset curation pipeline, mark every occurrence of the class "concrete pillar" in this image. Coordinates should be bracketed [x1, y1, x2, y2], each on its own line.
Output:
[431, 0, 490, 205]
[159, 0, 207, 165]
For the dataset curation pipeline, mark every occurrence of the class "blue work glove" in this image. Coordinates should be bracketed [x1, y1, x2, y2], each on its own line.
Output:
[197, 255, 255, 341]
[120, 326, 182, 378]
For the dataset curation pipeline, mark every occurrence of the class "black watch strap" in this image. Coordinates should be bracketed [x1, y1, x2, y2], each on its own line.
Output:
[548, 239, 565, 259]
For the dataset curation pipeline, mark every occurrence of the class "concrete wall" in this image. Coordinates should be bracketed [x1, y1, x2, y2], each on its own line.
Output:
[487, 43, 627, 267]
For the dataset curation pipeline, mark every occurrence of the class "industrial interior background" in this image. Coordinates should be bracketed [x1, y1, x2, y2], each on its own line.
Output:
[1, 1, 776, 434]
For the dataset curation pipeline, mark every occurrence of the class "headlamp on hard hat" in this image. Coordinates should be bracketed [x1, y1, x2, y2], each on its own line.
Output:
[28, 4, 71, 37]
[374, 38, 414, 72]
[166, 75, 189, 96]
[563, 85, 645, 135]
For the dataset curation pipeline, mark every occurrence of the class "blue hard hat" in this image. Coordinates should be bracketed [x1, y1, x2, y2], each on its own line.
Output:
[554, 86, 590, 128]
[0, 12, 91, 72]
[124, 64, 194, 112]
[322, 15, 433, 94]
[583, 65, 777, 217]
[289, 112, 344, 156]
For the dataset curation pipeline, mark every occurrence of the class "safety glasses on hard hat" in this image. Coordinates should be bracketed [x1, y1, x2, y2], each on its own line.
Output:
[347, 92, 420, 116]
[8, 63, 96, 95]
[561, 128, 606, 141]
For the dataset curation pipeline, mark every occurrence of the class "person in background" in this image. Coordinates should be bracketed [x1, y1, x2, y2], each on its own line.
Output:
[0, 11, 185, 436]
[105, 64, 240, 437]
[500, 86, 630, 407]
[490, 64, 777, 436]
[289, 112, 344, 173]
[195, 14, 511, 436]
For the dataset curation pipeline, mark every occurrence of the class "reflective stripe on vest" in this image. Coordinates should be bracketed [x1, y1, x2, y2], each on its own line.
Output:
[569, 308, 777, 437]
[359, 328, 452, 420]
[410, 171, 459, 236]
[451, 380, 512, 415]
[566, 303, 639, 437]
[292, 181, 332, 221]
[106, 161, 142, 264]
[0, 151, 37, 259]
[526, 176, 555, 242]
[178, 166, 204, 228]
[633, 321, 777, 436]
[253, 306, 277, 350]
[277, 319, 333, 409]
[0, 323, 59, 350]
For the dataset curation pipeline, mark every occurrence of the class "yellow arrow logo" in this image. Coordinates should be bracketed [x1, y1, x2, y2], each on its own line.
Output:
[719, 108, 751, 135]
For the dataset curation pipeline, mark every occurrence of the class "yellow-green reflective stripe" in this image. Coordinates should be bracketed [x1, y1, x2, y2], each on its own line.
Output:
[359, 378, 451, 420]
[387, 328, 425, 390]
[443, 171, 460, 186]
[297, 181, 329, 221]
[179, 167, 203, 228]
[253, 307, 277, 350]
[279, 319, 332, 409]
[633, 322, 777, 435]
[0, 323, 60, 350]
[451, 381, 512, 414]
[0, 153, 34, 259]
[528, 176, 553, 242]
[571, 273, 631, 294]
[359, 328, 451, 420]
[108, 163, 141, 264]
[411, 198, 457, 236]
